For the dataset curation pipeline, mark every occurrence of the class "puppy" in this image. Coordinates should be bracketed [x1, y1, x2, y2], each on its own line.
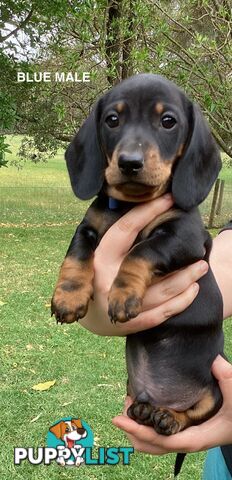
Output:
[51, 74, 224, 441]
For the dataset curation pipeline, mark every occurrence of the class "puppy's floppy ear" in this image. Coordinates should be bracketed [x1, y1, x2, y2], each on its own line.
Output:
[65, 100, 105, 199]
[172, 103, 221, 210]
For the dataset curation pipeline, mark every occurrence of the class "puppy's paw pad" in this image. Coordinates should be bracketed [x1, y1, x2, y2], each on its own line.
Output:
[127, 401, 154, 426]
[128, 402, 151, 420]
[152, 409, 180, 436]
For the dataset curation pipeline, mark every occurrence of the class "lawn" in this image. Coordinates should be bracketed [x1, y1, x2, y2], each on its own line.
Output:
[0, 136, 232, 480]
[0, 135, 90, 226]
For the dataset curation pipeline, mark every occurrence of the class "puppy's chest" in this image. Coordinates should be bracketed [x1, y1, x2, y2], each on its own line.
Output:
[87, 202, 181, 247]
[138, 208, 181, 241]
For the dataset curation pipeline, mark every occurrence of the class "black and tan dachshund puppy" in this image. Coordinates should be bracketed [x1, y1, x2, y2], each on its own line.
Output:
[52, 74, 224, 438]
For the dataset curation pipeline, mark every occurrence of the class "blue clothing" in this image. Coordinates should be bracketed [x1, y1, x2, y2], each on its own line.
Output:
[203, 448, 232, 479]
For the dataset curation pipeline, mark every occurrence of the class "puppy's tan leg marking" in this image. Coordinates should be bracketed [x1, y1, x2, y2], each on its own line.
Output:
[108, 257, 154, 323]
[152, 408, 191, 435]
[186, 388, 217, 422]
[153, 389, 217, 435]
[128, 390, 217, 436]
[51, 257, 94, 323]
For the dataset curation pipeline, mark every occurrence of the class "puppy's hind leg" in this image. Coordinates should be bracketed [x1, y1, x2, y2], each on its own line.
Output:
[152, 387, 222, 435]
[185, 385, 222, 425]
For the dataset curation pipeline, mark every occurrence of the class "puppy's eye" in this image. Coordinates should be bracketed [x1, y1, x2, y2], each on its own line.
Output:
[161, 115, 176, 129]
[105, 114, 119, 128]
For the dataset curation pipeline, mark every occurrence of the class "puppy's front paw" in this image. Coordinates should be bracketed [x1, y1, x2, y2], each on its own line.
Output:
[108, 286, 142, 323]
[51, 283, 93, 324]
[108, 255, 153, 323]
[51, 257, 94, 324]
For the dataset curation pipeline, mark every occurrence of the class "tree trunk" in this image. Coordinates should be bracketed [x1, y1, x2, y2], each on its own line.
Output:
[122, 0, 134, 79]
[106, 0, 121, 85]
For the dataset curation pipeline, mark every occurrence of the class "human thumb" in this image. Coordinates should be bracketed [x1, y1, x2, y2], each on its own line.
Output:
[211, 355, 232, 400]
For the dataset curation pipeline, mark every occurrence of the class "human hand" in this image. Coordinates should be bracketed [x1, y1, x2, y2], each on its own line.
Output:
[112, 355, 232, 453]
[79, 194, 208, 336]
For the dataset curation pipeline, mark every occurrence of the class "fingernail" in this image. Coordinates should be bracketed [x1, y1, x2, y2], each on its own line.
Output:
[163, 193, 172, 201]
[193, 283, 199, 294]
[198, 261, 208, 273]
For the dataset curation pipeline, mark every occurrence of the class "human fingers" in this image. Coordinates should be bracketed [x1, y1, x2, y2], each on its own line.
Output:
[112, 412, 219, 453]
[113, 396, 192, 453]
[118, 397, 167, 454]
[114, 396, 167, 450]
[121, 430, 167, 455]
[113, 385, 232, 453]
[112, 412, 202, 453]
[142, 260, 208, 309]
[81, 270, 202, 336]
[96, 195, 173, 264]
[115, 282, 200, 334]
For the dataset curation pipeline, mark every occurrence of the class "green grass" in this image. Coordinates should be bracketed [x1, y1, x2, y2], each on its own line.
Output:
[200, 159, 232, 228]
[0, 135, 91, 225]
[1, 225, 213, 480]
[0, 136, 232, 480]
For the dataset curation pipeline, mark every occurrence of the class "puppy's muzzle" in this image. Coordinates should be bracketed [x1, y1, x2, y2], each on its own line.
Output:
[118, 152, 144, 175]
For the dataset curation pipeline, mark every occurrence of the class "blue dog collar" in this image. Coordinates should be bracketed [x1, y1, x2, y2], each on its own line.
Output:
[108, 197, 121, 210]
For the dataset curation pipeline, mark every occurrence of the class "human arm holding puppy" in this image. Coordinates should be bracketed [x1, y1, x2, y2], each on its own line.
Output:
[80, 194, 232, 332]
[79, 195, 232, 453]
[80, 194, 208, 336]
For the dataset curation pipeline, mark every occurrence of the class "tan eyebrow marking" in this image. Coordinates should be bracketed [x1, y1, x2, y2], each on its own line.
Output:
[155, 102, 164, 114]
[115, 102, 125, 113]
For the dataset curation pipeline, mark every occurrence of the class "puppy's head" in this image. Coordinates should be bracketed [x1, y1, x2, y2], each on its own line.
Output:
[66, 74, 221, 210]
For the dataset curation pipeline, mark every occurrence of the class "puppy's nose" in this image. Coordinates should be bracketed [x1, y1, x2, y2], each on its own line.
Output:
[118, 153, 144, 175]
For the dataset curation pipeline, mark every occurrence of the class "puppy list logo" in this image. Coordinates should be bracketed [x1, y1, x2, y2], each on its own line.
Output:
[14, 416, 134, 467]
[47, 417, 93, 466]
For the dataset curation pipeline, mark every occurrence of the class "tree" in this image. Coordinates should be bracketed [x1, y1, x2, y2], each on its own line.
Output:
[0, 0, 74, 165]
[144, 0, 232, 156]
[1, 0, 231, 166]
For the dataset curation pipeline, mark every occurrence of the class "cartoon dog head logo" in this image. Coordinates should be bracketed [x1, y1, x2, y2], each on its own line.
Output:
[50, 418, 87, 448]
[47, 417, 94, 466]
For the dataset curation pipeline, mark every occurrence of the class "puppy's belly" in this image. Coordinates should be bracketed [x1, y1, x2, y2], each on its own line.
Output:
[126, 330, 223, 411]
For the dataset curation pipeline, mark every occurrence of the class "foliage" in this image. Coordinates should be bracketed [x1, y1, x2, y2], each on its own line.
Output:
[0, 135, 11, 167]
[143, 0, 232, 156]
[0, 0, 231, 165]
